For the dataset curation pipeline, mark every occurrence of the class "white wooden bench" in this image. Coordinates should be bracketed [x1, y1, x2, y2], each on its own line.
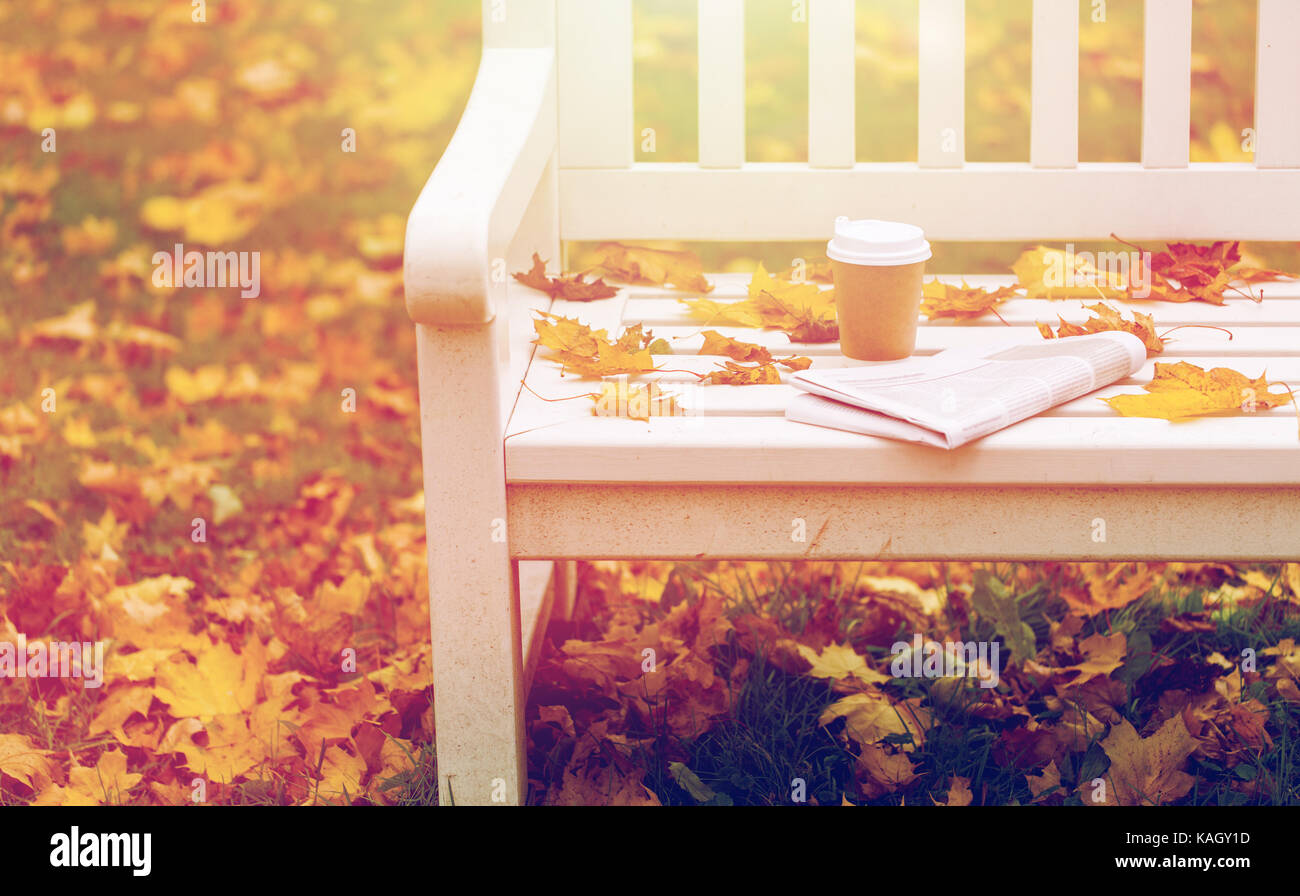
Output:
[404, 0, 1300, 805]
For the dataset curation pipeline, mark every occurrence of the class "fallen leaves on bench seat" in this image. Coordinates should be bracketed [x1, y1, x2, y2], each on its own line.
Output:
[531, 312, 656, 377]
[594, 242, 713, 294]
[1101, 360, 1294, 420]
[590, 380, 684, 420]
[513, 253, 619, 302]
[1014, 239, 1299, 305]
[1037, 301, 1165, 355]
[921, 280, 1019, 321]
[1140, 239, 1294, 305]
[679, 263, 839, 343]
[699, 330, 812, 376]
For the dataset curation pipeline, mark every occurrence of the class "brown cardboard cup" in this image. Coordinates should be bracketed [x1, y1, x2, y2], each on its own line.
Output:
[832, 258, 927, 361]
[826, 218, 932, 362]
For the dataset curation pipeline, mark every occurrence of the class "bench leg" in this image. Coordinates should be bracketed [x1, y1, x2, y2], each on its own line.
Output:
[551, 560, 577, 621]
[416, 322, 526, 806]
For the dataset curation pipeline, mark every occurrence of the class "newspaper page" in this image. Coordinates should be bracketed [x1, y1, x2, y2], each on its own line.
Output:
[786, 331, 1147, 449]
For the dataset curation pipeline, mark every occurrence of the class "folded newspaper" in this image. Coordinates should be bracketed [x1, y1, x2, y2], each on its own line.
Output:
[786, 331, 1147, 449]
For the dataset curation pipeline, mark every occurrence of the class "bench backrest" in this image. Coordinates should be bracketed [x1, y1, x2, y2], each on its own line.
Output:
[485, 0, 1300, 242]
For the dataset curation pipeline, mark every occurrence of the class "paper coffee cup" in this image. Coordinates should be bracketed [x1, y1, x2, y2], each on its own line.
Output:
[827, 218, 932, 361]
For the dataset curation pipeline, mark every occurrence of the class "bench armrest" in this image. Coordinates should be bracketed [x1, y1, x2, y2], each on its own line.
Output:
[404, 47, 557, 326]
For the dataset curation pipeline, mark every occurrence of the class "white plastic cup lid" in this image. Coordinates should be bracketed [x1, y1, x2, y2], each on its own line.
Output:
[827, 217, 932, 266]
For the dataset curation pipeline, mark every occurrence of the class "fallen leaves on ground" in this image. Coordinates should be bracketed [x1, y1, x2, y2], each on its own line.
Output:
[1093, 716, 1197, 806]
[526, 560, 1298, 804]
[1, 0, 471, 805]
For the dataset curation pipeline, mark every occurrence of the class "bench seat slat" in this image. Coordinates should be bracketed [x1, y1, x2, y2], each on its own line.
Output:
[507, 278, 1300, 486]
[607, 324, 1300, 359]
[622, 295, 1300, 328]
[505, 414, 1300, 485]
[620, 272, 1300, 300]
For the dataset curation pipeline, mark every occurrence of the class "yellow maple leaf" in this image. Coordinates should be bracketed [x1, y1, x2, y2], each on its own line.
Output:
[532, 312, 654, 378]
[921, 280, 1018, 321]
[677, 295, 766, 328]
[155, 639, 263, 722]
[819, 690, 911, 747]
[679, 264, 838, 342]
[65, 749, 143, 805]
[207, 483, 243, 525]
[1061, 631, 1128, 683]
[595, 242, 713, 293]
[1101, 361, 1293, 420]
[1013, 246, 1128, 299]
[162, 716, 266, 782]
[0, 733, 55, 791]
[312, 745, 367, 804]
[936, 775, 973, 806]
[82, 507, 127, 562]
[749, 262, 827, 306]
[1095, 716, 1197, 806]
[796, 643, 890, 685]
[590, 380, 684, 420]
[89, 684, 155, 743]
[61, 215, 118, 255]
[164, 365, 228, 403]
[100, 575, 199, 650]
[139, 196, 186, 231]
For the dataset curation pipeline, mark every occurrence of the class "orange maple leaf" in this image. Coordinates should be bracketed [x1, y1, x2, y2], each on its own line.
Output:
[1037, 302, 1165, 355]
[704, 360, 783, 385]
[513, 253, 619, 302]
[1115, 235, 1298, 304]
[532, 312, 655, 378]
[921, 281, 1018, 321]
[595, 242, 713, 293]
[698, 330, 811, 371]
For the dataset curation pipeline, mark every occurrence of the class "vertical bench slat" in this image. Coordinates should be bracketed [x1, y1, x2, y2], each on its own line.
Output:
[1141, 0, 1193, 168]
[1030, 0, 1079, 168]
[557, 0, 633, 168]
[809, 0, 855, 168]
[699, 0, 745, 168]
[917, 0, 966, 168]
[1255, 0, 1300, 168]
[483, 0, 555, 47]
